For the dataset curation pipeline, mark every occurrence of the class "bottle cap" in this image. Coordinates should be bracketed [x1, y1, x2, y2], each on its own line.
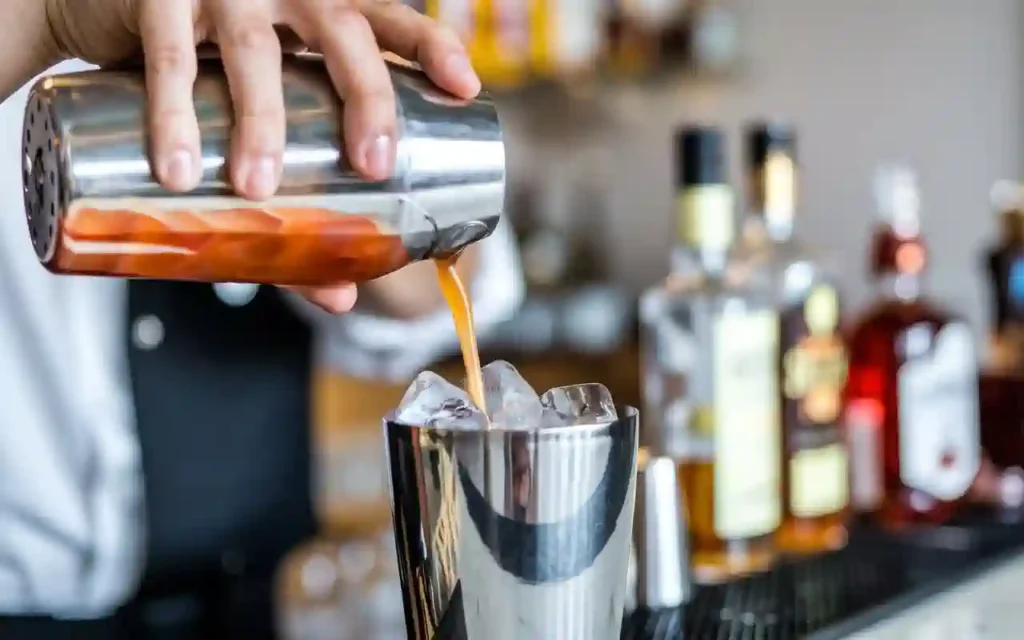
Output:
[676, 126, 726, 187]
[873, 163, 921, 237]
[990, 180, 1024, 213]
[746, 121, 796, 166]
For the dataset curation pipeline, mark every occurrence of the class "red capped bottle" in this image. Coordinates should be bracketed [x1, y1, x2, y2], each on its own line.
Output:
[845, 163, 981, 528]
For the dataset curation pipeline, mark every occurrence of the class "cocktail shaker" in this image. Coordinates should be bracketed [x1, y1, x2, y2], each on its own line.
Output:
[384, 407, 639, 640]
[21, 56, 505, 285]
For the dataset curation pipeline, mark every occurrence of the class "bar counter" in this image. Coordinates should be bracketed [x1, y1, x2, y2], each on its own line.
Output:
[623, 513, 1024, 639]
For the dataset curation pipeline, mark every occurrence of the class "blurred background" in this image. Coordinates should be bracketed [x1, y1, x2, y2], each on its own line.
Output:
[500, 0, 1020, 319]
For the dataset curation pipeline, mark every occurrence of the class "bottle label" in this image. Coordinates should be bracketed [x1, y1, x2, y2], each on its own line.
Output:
[897, 322, 981, 501]
[846, 398, 884, 511]
[790, 444, 849, 518]
[677, 186, 735, 253]
[780, 285, 849, 517]
[713, 310, 781, 538]
[1009, 256, 1024, 313]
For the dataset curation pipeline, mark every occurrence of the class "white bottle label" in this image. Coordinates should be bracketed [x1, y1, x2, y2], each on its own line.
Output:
[790, 444, 849, 519]
[712, 310, 781, 538]
[897, 323, 981, 501]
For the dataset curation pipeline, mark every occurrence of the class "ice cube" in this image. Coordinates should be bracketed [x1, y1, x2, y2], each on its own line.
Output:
[396, 371, 487, 430]
[481, 360, 544, 428]
[540, 383, 618, 426]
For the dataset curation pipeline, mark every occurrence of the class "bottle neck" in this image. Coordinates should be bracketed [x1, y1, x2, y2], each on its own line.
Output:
[747, 152, 797, 243]
[671, 244, 728, 276]
[673, 183, 735, 273]
[743, 209, 793, 243]
[869, 224, 927, 301]
[998, 208, 1024, 246]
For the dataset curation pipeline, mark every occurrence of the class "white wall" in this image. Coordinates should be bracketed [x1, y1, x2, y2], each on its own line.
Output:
[507, 0, 1023, 333]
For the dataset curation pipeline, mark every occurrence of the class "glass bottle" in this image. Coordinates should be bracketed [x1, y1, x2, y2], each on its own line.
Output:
[844, 164, 981, 528]
[640, 125, 781, 583]
[730, 122, 849, 554]
[984, 180, 1024, 372]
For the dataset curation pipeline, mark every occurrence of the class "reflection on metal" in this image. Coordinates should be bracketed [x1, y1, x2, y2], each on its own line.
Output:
[384, 408, 639, 640]
[214, 283, 260, 307]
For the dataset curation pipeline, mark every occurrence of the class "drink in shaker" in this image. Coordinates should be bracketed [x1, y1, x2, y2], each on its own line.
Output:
[21, 56, 505, 285]
[384, 361, 639, 640]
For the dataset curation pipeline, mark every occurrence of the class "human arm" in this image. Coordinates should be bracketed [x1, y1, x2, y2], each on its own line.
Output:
[0, 0, 61, 102]
[14, 0, 482, 316]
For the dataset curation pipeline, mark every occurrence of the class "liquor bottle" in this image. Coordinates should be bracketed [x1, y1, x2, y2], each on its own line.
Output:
[984, 180, 1024, 371]
[844, 164, 981, 528]
[732, 122, 849, 553]
[640, 126, 781, 583]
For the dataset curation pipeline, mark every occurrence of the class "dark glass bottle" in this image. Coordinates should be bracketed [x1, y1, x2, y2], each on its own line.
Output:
[984, 181, 1024, 371]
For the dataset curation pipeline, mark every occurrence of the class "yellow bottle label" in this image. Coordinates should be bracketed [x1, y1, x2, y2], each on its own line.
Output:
[713, 310, 782, 538]
[789, 444, 849, 518]
[676, 185, 735, 252]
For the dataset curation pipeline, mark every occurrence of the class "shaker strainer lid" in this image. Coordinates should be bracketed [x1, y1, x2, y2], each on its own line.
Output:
[23, 88, 64, 265]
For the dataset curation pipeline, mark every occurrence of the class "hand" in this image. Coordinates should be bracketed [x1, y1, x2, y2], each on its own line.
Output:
[44, 0, 481, 314]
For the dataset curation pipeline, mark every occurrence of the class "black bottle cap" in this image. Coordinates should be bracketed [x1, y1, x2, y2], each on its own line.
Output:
[676, 126, 726, 187]
[746, 121, 797, 167]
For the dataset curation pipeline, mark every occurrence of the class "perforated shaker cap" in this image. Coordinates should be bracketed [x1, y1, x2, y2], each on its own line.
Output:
[22, 89, 63, 265]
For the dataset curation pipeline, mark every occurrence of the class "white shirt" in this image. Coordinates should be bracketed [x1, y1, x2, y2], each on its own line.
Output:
[0, 60, 523, 619]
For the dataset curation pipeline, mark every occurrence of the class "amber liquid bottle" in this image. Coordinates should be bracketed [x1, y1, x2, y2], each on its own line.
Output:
[640, 127, 780, 583]
[845, 164, 981, 528]
[732, 123, 850, 554]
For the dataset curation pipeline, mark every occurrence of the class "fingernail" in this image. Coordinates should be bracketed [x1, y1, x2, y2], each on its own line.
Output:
[362, 134, 393, 180]
[159, 149, 195, 190]
[242, 156, 278, 200]
[445, 52, 480, 87]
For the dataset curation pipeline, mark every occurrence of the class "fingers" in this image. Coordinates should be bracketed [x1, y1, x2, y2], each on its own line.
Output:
[312, 4, 396, 181]
[210, 0, 285, 201]
[359, 1, 481, 99]
[139, 0, 202, 192]
[286, 284, 359, 314]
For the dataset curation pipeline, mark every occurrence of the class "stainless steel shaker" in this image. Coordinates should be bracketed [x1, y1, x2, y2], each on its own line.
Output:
[384, 407, 639, 640]
[21, 55, 505, 285]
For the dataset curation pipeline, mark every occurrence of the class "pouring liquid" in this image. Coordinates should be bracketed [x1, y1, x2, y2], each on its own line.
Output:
[434, 255, 487, 415]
